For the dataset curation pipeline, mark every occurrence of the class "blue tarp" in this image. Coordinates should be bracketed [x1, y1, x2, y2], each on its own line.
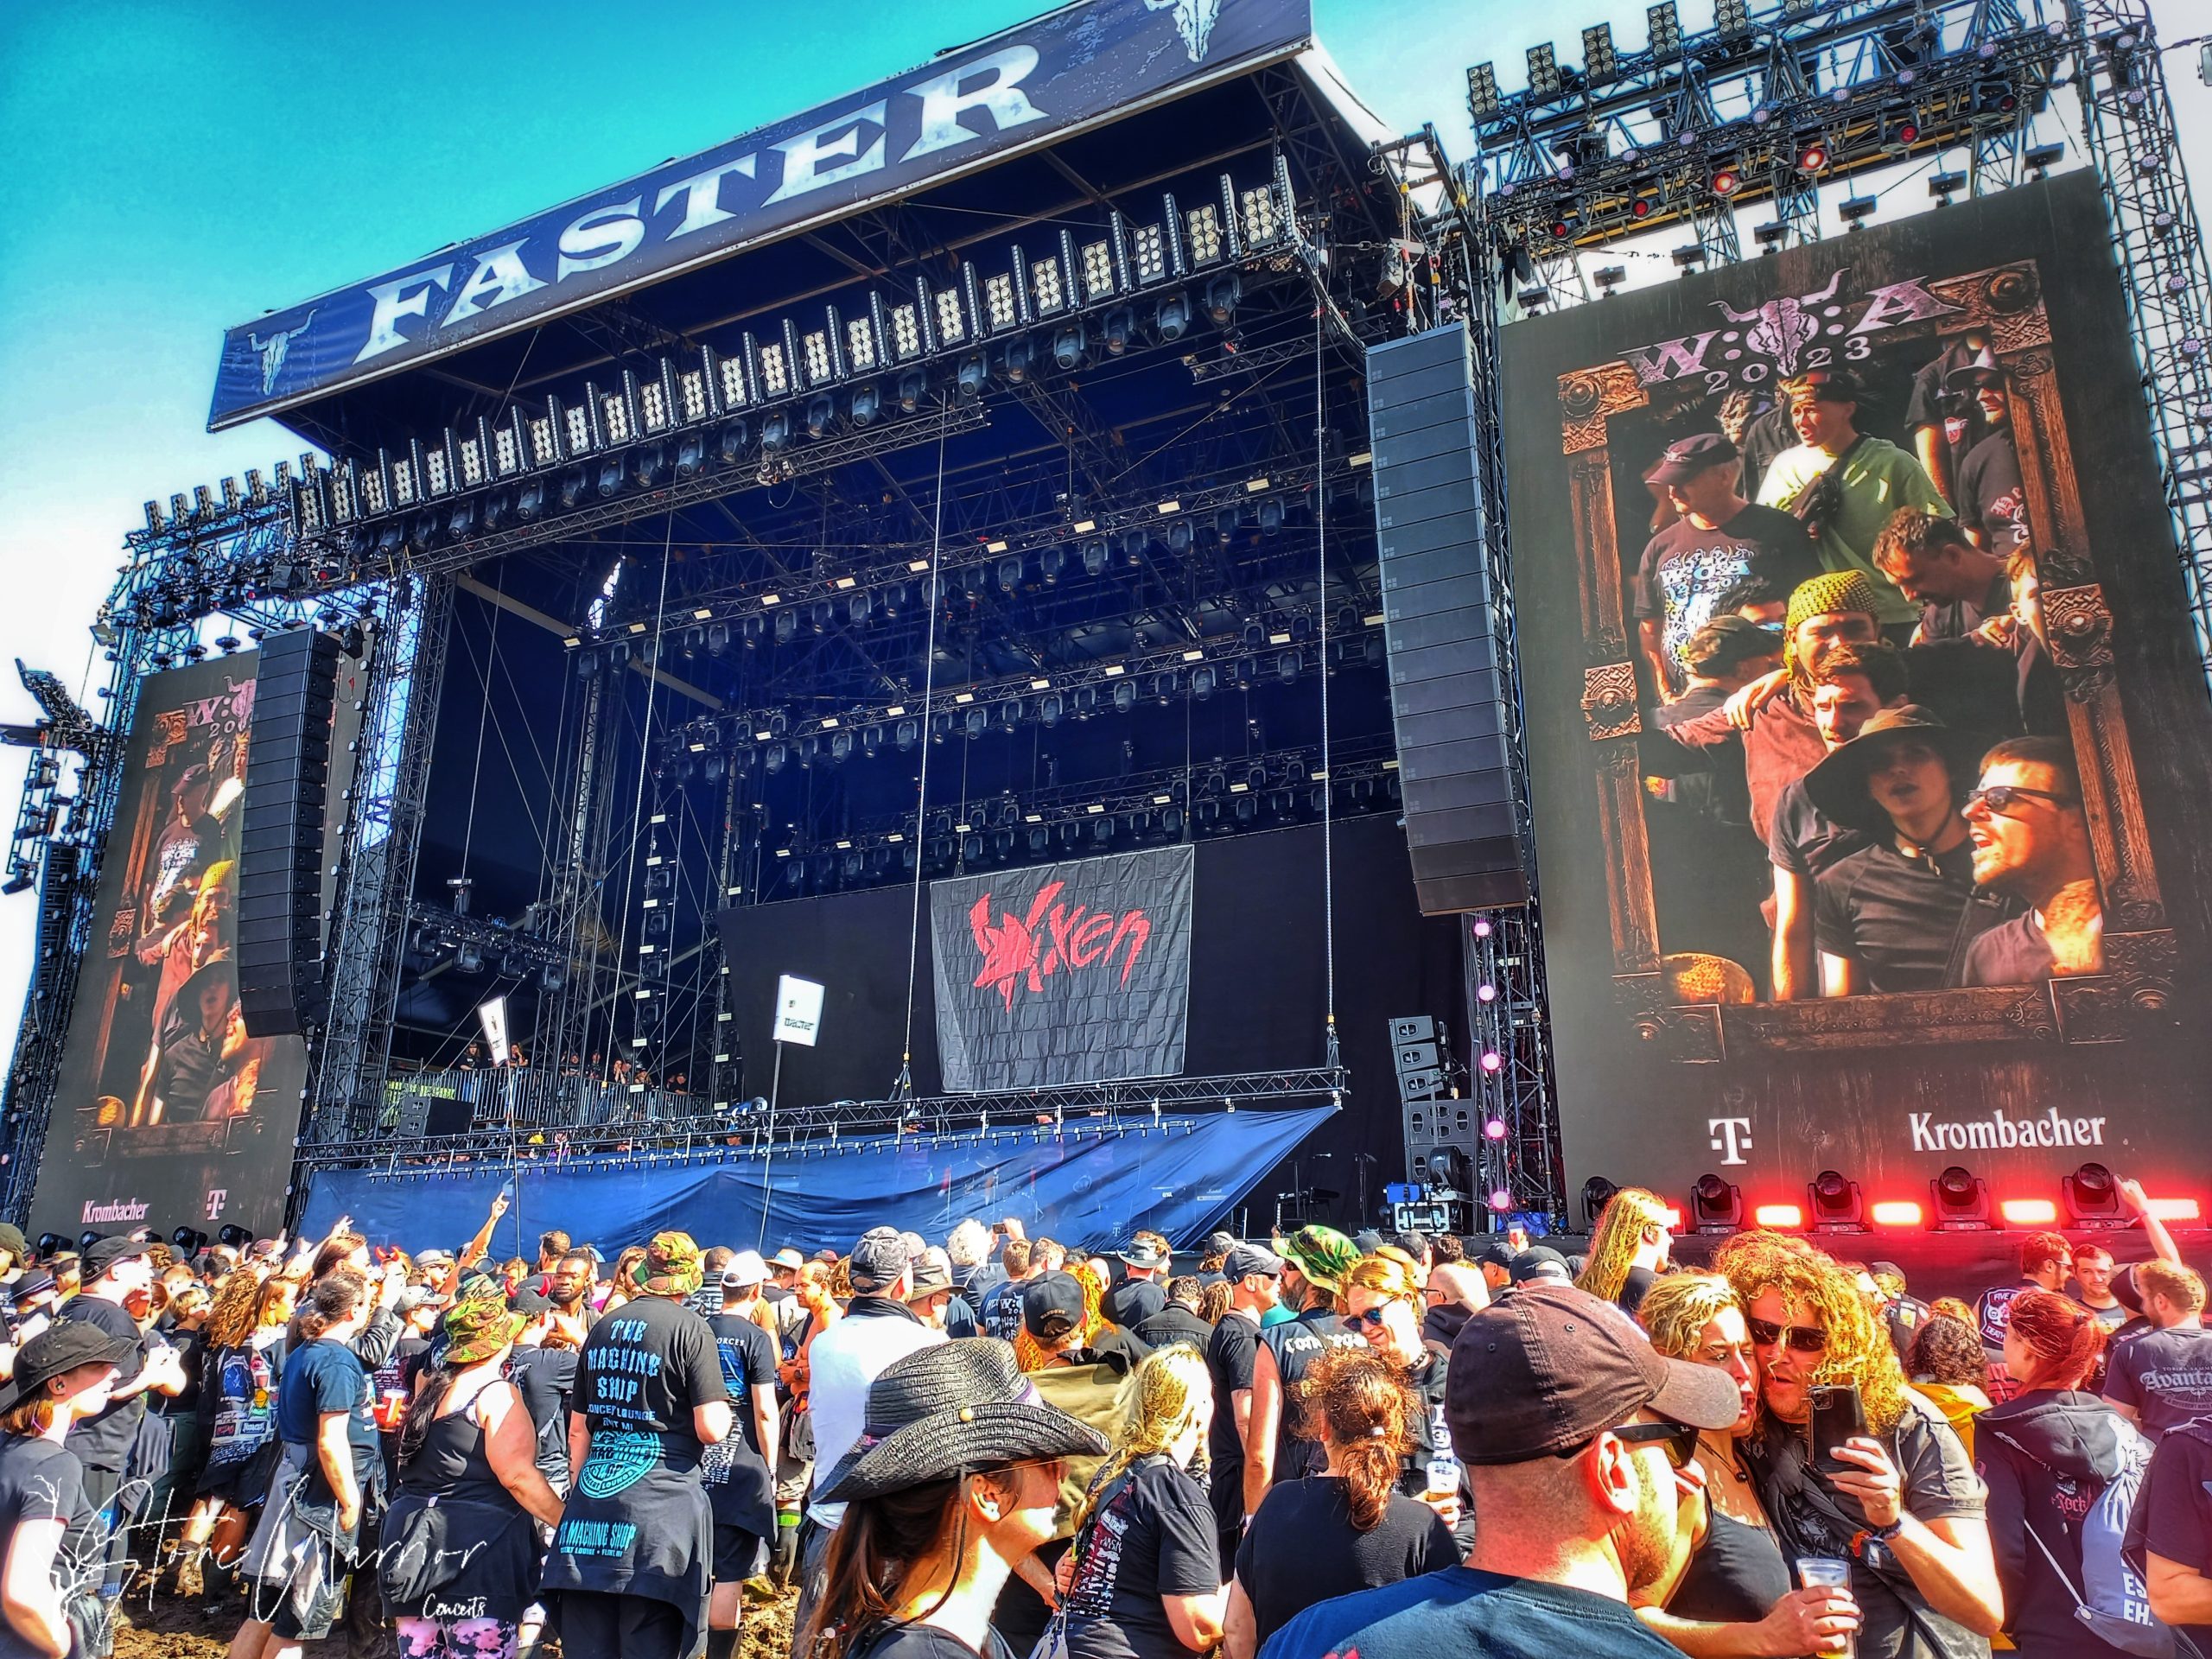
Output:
[300, 1105, 1332, 1258]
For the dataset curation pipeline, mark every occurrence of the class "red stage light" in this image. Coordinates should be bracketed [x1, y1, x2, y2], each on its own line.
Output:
[2148, 1198, 2202, 1221]
[1711, 167, 1743, 196]
[1754, 1204, 1805, 1229]
[1630, 198, 1653, 218]
[1796, 141, 1831, 173]
[2000, 1198, 2060, 1225]
[1897, 121, 1921, 144]
[1871, 1200, 1924, 1227]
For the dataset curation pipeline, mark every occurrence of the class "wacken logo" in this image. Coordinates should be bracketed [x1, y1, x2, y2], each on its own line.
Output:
[969, 881, 1152, 1012]
[1620, 270, 1964, 395]
[247, 309, 316, 397]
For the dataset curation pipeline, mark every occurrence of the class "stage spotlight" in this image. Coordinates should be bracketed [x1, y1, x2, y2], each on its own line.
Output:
[1930, 1164, 1993, 1230]
[1929, 170, 1966, 203]
[1671, 245, 1707, 271]
[717, 418, 751, 465]
[2063, 1161, 2126, 1228]
[1715, 0, 1748, 33]
[1103, 308, 1135, 355]
[1581, 1175, 1619, 1229]
[1466, 61, 1500, 118]
[1838, 196, 1877, 229]
[895, 718, 918, 752]
[1256, 498, 1284, 537]
[1112, 679, 1138, 715]
[1647, 2, 1681, 59]
[1753, 221, 1789, 251]
[849, 384, 880, 426]
[1516, 286, 1550, 310]
[1052, 323, 1087, 371]
[848, 590, 871, 625]
[1082, 538, 1109, 576]
[1190, 664, 1216, 699]
[764, 742, 786, 775]
[997, 556, 1023, 594]
[1001, 338, 1034, 383]
[805, 395, 836, 438]
[1154, 292, 1192, 343]
[1710, 163, 1743, 197]
[897, 370, 928, 413]
[1974, 75, 2018, 118]
[1205, 273, 1240, 326]
[1593, 265, 1626, 296]
[1276, 650, 1300, 683]
[1795, 137, 1832, 173]
[2025, 143, 2063, 177]
[1808, 1168, 1866, 1232]
[1692, 1173, 1744, 1234]
[760, 410, 791, 452]
[956, 353, 989, 398]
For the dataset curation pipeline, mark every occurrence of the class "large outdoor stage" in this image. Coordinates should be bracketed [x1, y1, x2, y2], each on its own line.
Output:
[3, 0, 2209, 1262]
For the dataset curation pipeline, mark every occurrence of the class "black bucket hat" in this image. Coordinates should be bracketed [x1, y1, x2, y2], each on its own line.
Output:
[0, 1322, 134, 1414]
[814, 1338, 1107, 1504]
[1803, 705, 1988, 836]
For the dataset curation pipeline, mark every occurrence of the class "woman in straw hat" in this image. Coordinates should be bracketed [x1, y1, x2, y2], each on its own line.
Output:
[801, 1337, 1106, 1659]
[0, 1323, 133, 1658]
[380, 1288, 563, 1659]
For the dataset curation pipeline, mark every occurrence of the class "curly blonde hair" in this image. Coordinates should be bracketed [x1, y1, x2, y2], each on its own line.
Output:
[1635, 1271, 1741, 1359]
[1724, 1245, 1911, 1436]
[1576, 1187, 1673, 1306]
[1074, 1344, 1210, 1531]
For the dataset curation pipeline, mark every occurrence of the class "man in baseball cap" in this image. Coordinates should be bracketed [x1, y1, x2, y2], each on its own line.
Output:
[1243, 1225, 1365, 1523]
[1264, 1284, 1755, 1659]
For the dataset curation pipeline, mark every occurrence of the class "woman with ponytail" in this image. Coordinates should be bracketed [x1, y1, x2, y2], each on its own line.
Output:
[1058, 1344, 1224, 1659]
[1577, 1186, 1677, 1316]
[1222, 1346, 1457, 1659]
[1977, 1288, 2143, 1657]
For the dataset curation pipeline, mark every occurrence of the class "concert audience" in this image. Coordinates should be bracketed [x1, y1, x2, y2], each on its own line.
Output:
[1243, 1227, 1361, 1518]
[0, 1324, 130, 1659]
[1904, 1313, 1995, 1460]
[1203, 1243, 1279, 1567]
[1576, 1186, 1676, 1318]
[2102, 1260, 2212, 1440]
[1337, 1255, 1464, 1539]
[1224, 1346, 1455, 1659]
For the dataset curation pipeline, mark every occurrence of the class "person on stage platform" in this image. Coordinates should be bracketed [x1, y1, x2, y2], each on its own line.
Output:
[541, 1232, 732, 1659]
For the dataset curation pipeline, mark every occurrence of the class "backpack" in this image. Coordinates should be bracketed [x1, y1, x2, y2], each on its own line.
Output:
[1989, 1415, 2175, 1658]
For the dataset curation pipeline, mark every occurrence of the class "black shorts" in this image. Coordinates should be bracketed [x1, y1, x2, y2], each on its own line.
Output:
[712, 1522, 765, 1584]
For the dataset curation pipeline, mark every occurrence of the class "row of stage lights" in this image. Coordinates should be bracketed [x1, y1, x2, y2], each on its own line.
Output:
[741, 760, 1404, 893]
[652, 609, 1386, 774]
[1468, 7, 2068, 257]
[1581, 1161, 2204, 1235]
[138, 168, 1299, 569]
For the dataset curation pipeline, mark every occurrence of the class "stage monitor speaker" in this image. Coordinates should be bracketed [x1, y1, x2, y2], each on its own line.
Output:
[1367, 322, 1531, 912]
[236, 628, 342, 1037]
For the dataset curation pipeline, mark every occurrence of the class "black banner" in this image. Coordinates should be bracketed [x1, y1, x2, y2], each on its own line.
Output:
[929, 845, 1192, 1092]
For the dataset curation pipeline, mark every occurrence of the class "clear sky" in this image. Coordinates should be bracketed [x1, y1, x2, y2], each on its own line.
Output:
[1, 0, 2208, 1078]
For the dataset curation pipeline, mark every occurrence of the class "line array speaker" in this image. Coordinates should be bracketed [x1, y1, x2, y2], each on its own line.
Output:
[236, 628, 342, 1037]
[1391, 1014, 1474, 1194]
[1366, 322, 1531, 912]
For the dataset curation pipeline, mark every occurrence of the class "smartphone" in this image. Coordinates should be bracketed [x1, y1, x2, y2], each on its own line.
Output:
[1809, 1384, 1866, 1473]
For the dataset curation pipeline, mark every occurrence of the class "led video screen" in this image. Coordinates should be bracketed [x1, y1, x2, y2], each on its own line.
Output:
[1499, 172, 2212, 1212]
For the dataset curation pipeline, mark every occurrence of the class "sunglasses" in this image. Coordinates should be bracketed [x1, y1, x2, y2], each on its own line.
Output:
[1554, 1420, 1700, 1470]
[1344, 1304, 1401, 1330]
[1964, 784, 2073, 817]
[1747, 1315, 1828, 1354]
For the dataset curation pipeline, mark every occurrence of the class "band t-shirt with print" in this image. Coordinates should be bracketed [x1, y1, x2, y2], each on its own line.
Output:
[2103, 1324, 2212, 1440]
[1064, 1458, 1221, 1659]
[700, 1312, 777, 1535]
[1634, 505, 1817, 692]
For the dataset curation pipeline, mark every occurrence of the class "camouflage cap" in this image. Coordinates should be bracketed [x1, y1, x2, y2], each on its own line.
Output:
[1275, 1224, 1361, 1294]
[633, 1230, 704, 1297]
[442, 1287, 525, 1365]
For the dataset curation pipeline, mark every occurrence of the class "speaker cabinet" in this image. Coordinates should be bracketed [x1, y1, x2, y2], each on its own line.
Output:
[236, 629, 342, 1036]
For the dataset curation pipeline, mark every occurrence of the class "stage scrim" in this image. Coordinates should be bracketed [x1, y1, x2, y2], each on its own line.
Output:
[30, 652, 359, 1242]
[1500, 172, 2212, 1209]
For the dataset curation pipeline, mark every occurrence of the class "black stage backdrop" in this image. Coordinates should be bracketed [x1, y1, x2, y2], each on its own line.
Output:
[717, 815, 1464, 1232]
[1500, 171, 2212, 1213]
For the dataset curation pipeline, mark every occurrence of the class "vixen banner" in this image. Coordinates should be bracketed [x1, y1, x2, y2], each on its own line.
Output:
[928, 845, 1193, 1091]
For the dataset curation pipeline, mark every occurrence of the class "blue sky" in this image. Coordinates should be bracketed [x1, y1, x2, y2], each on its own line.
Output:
[0, 0, 2207, 1075]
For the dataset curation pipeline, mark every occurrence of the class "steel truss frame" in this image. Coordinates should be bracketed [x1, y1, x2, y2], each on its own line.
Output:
[309, 575, 452, 1142]
[292, 1065, 1348, 1170]
[2069, 0, 2212, 681]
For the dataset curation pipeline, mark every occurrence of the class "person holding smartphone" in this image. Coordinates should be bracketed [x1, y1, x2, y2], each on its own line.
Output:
[1721, 1242, 2001, 1657]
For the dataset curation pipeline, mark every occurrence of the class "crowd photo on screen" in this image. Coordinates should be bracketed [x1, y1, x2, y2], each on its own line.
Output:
[0, 1192, 2209, 1659]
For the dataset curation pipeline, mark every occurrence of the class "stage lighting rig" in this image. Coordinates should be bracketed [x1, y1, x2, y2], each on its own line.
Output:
[1646, 3, 1681, 62]
[1838, 195, 1878, 228]
[1526, 43, 1561, 100]
[1466, 62, 1501, 121]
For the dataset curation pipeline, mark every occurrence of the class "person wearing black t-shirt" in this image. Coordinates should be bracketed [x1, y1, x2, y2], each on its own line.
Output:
[1872, 508, 2012, 645]
[1803, 707, 1985, 995]
[543, 1231, 732, 1659]
[0, 1323, 132, 1659]
[1243, 1227, 1363, 1523]
[1906, 336, 1994, 503]
[1103, 1243, 1170, 1332]
[2126, 1416, 2212, 1653]
[1634, 433, 1820, 701]
[1338, 1257, 1465, 1544]
[503, 1290, 577, 1490]
[703, 1256, 781, 1659]
[1061, 1346, 1224, 1659]
[56, 1236, 185, 1605]
[1203, 1245, 1278, 1568]
[1226, 1346, 1456, 1659]
[1948, 365, 2028, 556]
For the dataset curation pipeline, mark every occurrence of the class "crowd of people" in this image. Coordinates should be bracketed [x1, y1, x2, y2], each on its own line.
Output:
[0, 1185, 2208, 1659]
[1630, 361, 2095, 1003]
